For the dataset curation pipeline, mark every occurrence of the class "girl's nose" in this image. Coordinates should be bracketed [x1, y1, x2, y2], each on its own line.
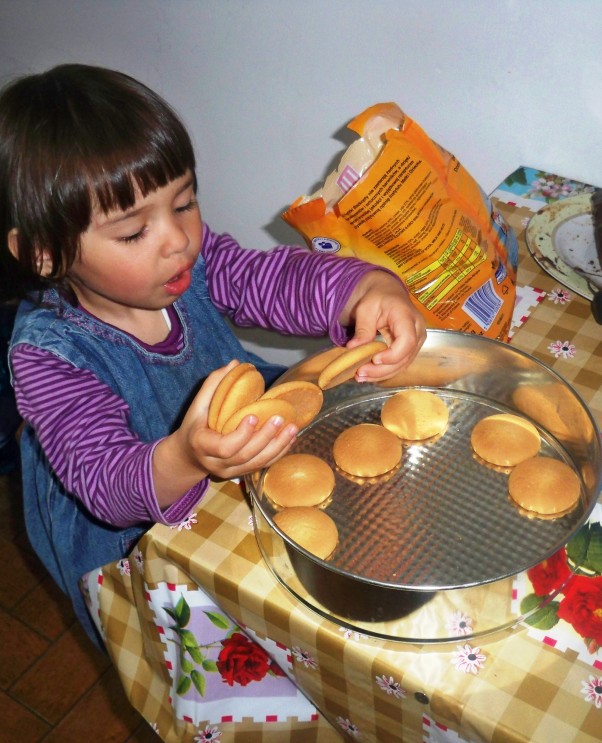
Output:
[161, 218, 189, 256]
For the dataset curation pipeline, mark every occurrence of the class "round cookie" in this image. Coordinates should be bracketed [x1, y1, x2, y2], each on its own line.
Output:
[263, 453, 335, 508]
[380, 389, 449, 441]
[470, 413, 541, 467]
[208, 362, 265, 432]
[508, 456, 581, 517]
[221, 398, 297, 435]
[273, 507, 339, 560]
[318, 340, 387, 390]
[261, 381, 323, 428]
[277, 345, 347, 384]
[333, 423, 402, 478]
[512, 383, 593, 444]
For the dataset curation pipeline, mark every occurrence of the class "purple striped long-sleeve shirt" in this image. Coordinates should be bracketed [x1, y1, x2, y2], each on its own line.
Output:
[11, 226, 380, 528]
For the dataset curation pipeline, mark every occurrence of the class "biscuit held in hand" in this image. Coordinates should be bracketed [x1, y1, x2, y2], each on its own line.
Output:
[318, 340, 387, 390]
[278, 345, 347, 384]
[261, 380, 324, 427]
[221, 398, 297, 435]
[153, 362, 299, 508]
[208, 361, 265, 432]
[339, 271, 426, 381]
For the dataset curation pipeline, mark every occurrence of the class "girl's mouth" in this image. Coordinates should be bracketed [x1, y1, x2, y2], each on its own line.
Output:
[164, 267, 192, 296]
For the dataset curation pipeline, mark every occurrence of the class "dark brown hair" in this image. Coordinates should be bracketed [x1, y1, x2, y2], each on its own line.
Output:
[0, 63, 196, 301]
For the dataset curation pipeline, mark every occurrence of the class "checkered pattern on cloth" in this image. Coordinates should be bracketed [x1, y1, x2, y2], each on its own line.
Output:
[97, 488, 343, 743]
[98, 477, 602, 743]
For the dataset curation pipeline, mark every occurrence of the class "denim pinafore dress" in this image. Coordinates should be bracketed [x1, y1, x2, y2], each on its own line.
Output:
[10, 257, 284, 646]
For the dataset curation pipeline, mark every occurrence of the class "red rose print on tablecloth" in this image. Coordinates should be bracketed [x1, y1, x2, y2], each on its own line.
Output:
[515, 510, 602, 711]
[159, 593, 293, 700]
[557, 576, 602, 652]
[520, 514, 602, 656]
[142, 582, 319, 727]
[217, 632, 282, 687]
[527, 548, 571, 597]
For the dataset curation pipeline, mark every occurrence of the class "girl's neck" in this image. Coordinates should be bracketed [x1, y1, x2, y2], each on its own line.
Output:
[76, 298, 172, 345]
[118, 308, 171, 345]
[64, 278, 172, 344]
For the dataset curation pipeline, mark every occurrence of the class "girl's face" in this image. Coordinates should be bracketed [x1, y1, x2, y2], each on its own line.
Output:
[66, 171, 202, 323]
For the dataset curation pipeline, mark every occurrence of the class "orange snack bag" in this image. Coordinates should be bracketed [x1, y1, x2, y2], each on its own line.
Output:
[282, 103, 517, 341]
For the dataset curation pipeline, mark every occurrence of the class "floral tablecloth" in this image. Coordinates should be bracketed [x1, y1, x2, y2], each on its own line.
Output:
[89, 167, 602, 743]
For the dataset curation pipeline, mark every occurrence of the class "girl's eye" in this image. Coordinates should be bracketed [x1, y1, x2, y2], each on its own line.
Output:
[175, 198, 197, 214]
[119, 227, 147, 244]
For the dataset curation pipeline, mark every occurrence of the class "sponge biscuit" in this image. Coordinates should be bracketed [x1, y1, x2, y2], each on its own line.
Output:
[208, 362, 265, 432]
[221, 398, 297, 435]
[471, 413, 541, 467]
[278, 345, 347, 384]
[261, 381, 323, 428]
[381, 389, 449, 441]
[512, 383, 592, 444]
[333, 423, 402, 478]
[318, 340, 387, 390]
[273, 507, 339, 560]
[508, 456, 581, 517]
[263, 453, 335, 508]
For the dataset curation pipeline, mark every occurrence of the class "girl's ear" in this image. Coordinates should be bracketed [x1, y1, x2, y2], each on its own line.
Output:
[7, 228, 20, 259]
[7, 228, 54, 277]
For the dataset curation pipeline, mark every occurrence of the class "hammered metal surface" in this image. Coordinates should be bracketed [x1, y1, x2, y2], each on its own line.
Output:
[254, 388, 588, 590]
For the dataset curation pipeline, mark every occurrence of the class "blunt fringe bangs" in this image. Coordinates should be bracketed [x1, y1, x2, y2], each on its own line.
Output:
[0, 63, 196, 300]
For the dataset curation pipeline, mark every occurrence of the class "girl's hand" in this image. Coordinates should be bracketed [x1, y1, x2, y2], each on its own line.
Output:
[152, 361, 298, 507]
[339, 271, 426, 382]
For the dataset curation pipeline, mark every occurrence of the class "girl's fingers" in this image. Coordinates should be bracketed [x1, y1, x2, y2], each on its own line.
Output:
[205, 415, 298, 465]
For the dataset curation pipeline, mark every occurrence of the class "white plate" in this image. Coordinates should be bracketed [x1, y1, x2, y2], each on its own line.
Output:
[525, 192, 602, 300]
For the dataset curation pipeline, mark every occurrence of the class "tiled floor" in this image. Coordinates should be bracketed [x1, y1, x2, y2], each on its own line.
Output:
[0, 465, 159, 742]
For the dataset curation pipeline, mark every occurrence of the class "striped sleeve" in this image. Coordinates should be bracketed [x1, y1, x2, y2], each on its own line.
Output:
[11, 344, 206, 528]
[202, 227, 382, 344]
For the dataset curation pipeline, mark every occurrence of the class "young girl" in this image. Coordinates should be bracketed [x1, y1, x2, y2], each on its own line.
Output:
[0, 64, 425, 646]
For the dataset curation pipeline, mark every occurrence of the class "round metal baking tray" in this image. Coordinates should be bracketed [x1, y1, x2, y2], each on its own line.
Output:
[246, 330, 601, 643]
